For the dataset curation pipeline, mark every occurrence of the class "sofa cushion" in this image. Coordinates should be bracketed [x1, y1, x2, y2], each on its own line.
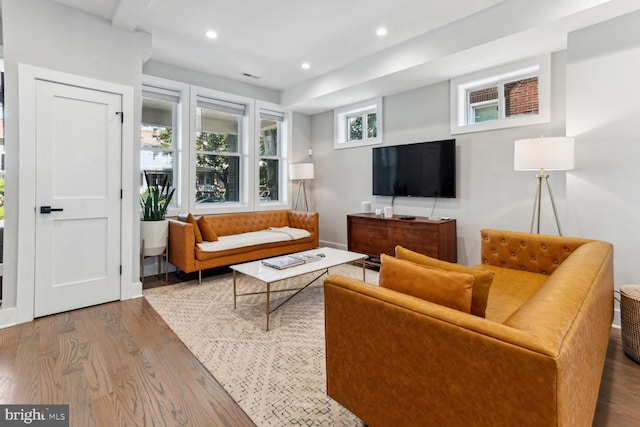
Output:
[186, 213, 203, 243]
[475, 264, 548, 323]
[395, 246, 493, 318]
[197, 216, 219, 242]
[196, 228, 311, 253]
[379, 254, 474, 313]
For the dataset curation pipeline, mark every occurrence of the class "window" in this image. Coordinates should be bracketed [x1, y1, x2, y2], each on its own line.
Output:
[258, 109, 285, 203]
[334, 97, 383, 149]
[141, 86, 180, 208]
[143, 78, 289, 213]
[195, 97, 246, 204]
[450, 55, 550, 134]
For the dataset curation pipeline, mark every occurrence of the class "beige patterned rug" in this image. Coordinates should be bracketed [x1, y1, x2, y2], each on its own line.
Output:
[143, 264, 379, 426]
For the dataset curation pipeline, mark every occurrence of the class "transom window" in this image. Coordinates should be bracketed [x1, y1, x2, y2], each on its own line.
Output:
[467, 75, 539, 124]
[450, 55, 550, 134]
[334, 97, 383, 149]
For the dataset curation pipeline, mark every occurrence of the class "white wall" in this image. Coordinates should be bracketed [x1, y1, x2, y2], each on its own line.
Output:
[290, 112, 314, 209]
[311, 52, 567, 266]
[143, 59, 280, 105]
[0, 0, 150, 326]
[566, 10, 640, 327]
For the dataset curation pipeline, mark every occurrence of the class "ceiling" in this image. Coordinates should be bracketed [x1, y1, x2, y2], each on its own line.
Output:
[51, 0, 640, 114]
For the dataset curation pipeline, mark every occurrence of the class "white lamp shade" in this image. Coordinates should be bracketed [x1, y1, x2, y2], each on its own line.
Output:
[289, 163, 314, 180]
[514, 137, 575, 171]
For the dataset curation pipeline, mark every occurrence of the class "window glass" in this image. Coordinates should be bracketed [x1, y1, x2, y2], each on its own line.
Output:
[348, 116, 363, 141]
[258, 112, 284, 202]
[141, 94, 177, 206]
[367, 113, 377, 139]
[504, 77, 539, 118]
[195, 103, 242, 203]
[473, 104, 499, 123]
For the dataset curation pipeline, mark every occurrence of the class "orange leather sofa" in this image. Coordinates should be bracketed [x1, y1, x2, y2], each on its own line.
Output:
[324, 229, 614, 427]
[169, 210, 318, 282]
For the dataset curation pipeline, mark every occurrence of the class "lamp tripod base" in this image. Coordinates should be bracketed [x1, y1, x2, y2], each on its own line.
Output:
[530, 170, 563, 236]
[294, 180, 309, 211]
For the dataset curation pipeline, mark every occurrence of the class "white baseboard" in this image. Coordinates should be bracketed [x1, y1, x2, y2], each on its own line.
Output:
[129, 281, 143, 299]
[613, 307, 621, 329]
[319, 240, 347, 251]
[0, 306, 17, 329]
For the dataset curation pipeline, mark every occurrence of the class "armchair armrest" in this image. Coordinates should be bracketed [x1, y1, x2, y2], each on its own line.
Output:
[168, 219, 197, 273]
[479, 228, 592, 275]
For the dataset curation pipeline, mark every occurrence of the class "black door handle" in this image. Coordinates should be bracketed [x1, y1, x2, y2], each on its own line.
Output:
[40, 206, 64, 214]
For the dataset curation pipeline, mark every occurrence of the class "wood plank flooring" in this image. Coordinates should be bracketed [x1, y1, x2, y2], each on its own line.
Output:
[1, 277, 640, 426]
[0, 296, 253, 427]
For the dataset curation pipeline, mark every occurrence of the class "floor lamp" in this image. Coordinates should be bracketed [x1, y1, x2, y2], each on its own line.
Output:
[289, 163, 314, 211]
[514, 137, 574, 235]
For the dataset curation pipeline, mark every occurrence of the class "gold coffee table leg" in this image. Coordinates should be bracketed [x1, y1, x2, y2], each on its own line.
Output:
[233, 270, 237, 309]
[266, 282, 271, 331]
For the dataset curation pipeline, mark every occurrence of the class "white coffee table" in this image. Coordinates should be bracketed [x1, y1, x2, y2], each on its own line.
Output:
[230, 247, 367, 331]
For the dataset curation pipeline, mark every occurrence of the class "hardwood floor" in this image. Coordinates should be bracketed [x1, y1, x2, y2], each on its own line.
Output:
[0, 295, 253, 426]
[1, 275, 639, 426]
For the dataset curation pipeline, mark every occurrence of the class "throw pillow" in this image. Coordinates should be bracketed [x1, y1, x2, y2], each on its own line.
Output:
[186, 213, 203, 243]
[379, 254, 474, 313]
[197, 216, 219, 242]
[395, 246, 494, 318]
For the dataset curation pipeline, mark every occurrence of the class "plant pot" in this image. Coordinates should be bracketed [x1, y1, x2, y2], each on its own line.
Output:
[141, 219, 168, 256]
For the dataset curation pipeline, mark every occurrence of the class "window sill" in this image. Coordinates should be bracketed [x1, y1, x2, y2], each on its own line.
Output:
[451, 113, 550, 135]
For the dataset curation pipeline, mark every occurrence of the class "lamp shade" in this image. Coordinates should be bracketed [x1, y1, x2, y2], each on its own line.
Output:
[289, 163, 314, 180]
[514, 137, 575, 171]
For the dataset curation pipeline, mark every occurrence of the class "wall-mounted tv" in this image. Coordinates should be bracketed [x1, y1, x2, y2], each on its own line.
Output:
[372, 139, 456, 198]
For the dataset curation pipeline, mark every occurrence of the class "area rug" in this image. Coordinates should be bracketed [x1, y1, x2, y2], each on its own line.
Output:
[143, 264, 379, 426]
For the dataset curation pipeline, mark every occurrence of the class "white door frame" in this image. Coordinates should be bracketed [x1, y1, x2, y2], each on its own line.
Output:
[15, 63, 137, 324]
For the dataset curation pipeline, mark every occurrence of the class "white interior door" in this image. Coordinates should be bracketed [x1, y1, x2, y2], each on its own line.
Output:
[34, 80, 122, 317]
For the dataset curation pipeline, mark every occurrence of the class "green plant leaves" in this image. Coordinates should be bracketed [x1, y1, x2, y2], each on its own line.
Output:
[140, 171, 175, 221]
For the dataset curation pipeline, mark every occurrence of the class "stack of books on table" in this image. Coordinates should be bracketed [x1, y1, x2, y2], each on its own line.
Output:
[261, 253, 323, 269]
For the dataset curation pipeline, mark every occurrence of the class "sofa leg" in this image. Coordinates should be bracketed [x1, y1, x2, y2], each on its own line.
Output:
[198, 270, 202, 284]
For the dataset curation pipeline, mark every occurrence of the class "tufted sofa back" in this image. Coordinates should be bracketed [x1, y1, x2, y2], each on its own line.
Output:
[480, 228, 593, 275]
[204, 210, 290, 236]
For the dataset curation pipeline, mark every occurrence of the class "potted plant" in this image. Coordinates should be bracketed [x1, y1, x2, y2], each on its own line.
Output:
[140, 171, 175, 256]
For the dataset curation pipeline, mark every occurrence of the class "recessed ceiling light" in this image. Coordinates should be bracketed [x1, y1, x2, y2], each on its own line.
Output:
[376, 27, 387, 37]
[206, 30, 218, 39]
[301, 62, 311, 70]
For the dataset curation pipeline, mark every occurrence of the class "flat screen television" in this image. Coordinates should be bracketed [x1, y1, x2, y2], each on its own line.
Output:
[372, 139, 456, 198]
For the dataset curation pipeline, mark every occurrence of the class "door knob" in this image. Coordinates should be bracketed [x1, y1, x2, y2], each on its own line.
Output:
[40, 206, 64, 214]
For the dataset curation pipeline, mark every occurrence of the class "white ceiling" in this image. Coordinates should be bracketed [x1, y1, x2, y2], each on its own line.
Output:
[51, 0, 640, 114]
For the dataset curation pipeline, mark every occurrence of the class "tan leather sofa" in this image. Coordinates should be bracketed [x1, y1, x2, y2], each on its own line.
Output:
[169, 210, 318, 282]
[324, 229, 614, 427]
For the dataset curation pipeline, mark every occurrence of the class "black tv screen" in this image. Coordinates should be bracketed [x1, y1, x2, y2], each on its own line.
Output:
[372, 139, 456, 198]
